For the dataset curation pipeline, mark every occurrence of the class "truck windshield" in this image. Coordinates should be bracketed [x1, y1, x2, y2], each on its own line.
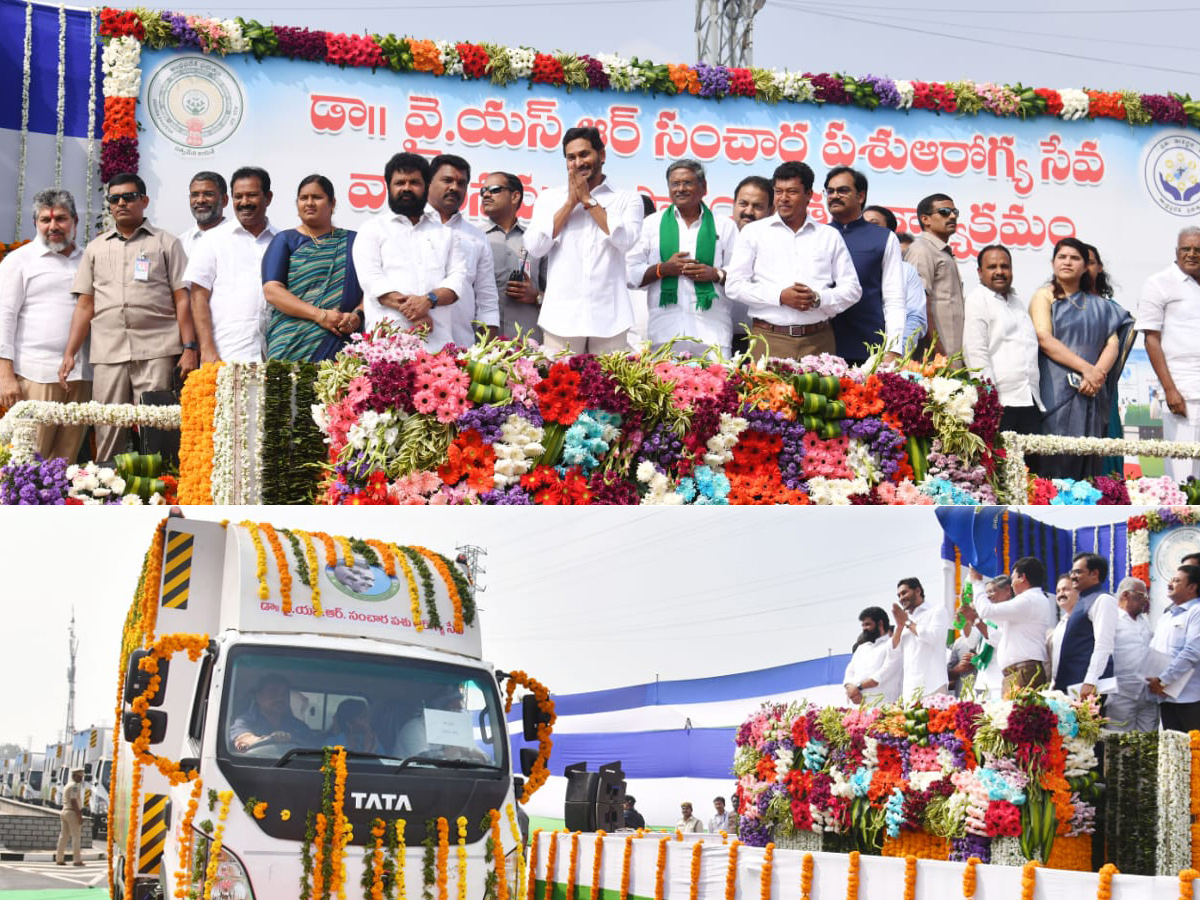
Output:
[100, 760, 112, 791]
[28, 771, 42, 790]
[219, 646, 506, 769]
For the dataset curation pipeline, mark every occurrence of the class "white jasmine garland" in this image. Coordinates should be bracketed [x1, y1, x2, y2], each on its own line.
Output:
[894, 80, 915, 109]
[211, 363, 236, 505]
[1157, 729, 1190, 876]
[84, 7, 97, 241]
[1058, 88, 1089, 121]
[54, 3, 65, 187]
[15, 0, 32, 239]
[222, 19, 250, 54]
[245, 364, 265, 504]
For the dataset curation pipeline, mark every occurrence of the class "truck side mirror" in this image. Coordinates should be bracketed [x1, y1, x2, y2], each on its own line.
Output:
[519, 747, 539, 778]
[124, 649, 169, 707]
[521, 693, 551, 743]
[123, 710, 167, 745]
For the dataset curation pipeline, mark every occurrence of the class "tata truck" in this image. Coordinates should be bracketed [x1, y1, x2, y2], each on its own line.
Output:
[15, 750, 44, 801]
[110, 517, 547, 900]
[72, 726, 114, 827]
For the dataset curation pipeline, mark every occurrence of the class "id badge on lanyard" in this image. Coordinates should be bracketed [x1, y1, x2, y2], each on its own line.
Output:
[133, 252, 150, 282]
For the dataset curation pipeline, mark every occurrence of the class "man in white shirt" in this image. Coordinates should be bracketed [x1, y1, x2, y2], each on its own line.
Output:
[708, 796, 736, 834]
[352, 153, 468, 352]
[1048, 573, 1078, 686]
[626, 159, 738, 357]
[962, 245, 1042, 435]
[729, 176, 774, 354]
[178, 171, 230, 256]
[1054, 553, 1118, 699]
[726, 161, 861, 362]
[1138, 226, 1200, 481]
[525, 126, 644, 355]
[185, 167, 279, 364]
[843, 606, 903, 704]
[1107, 576, 1156, 732]
[964, 558, 1057, 698]
[889, 576, 951, 697]
[1149, 564, 1200, 732]
[426, 154, 499, 348]
[0, 189, 91, 461]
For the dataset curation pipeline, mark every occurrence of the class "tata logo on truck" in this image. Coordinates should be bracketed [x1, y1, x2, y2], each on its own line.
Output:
[351, 791, 413, 811]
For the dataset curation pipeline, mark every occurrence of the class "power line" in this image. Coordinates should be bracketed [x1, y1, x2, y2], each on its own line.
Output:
[192, 0, 669, 11]
[794, 2, 1200, 13]
[770, 0, 1200, 79]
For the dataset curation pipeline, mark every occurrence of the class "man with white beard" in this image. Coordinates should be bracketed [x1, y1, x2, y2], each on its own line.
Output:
[0, 189, 92, 460]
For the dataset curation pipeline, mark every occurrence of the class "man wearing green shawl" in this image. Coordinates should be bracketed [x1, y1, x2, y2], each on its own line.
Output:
[625, 160, 738, 356]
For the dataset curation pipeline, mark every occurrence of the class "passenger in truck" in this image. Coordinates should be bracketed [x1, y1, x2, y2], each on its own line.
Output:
[229, 674, 317, 752]
[325, 698, 382, 754]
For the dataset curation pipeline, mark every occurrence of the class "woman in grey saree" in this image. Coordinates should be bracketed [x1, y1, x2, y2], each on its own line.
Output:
[1030, 237, 1135, 480]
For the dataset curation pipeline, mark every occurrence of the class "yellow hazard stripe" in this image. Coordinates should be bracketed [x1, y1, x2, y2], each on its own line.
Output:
[139, 794, 168, 874]
[89, 730, 97, 748]
[162, 533, 193, 609]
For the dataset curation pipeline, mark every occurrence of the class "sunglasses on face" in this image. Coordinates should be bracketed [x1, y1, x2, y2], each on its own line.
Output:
[825, 186, 856, 196]
[933, 207, 959, 217]
[480, 186, 509, 197]
[107, 191, 142, 205]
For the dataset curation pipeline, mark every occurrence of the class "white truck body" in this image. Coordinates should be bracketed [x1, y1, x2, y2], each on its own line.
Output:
[71, 726, 114, 819]
[14, 750, 44, 801]
[110, 518, 527, 900]
[41, 741, 68, 807]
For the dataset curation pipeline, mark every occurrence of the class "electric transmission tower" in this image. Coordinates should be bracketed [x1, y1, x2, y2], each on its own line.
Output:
[696, 0, 768, 67]
[64, 608, 78, 741]
[454, 544, 488, 600]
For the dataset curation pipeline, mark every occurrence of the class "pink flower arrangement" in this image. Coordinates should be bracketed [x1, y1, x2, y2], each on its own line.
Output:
[325, 31, 385, 68]
[801, 433, 853, 478]
[875, 481, 933, 505]
[411, 349, 470, 423]
[653, 361, 728, 410]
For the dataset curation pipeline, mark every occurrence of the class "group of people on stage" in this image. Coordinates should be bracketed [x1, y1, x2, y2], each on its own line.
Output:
[2, 126, 1197, 470]
[843, 554, 1200, 733]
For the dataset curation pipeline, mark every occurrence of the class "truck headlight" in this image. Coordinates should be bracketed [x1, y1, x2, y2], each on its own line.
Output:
[505, 846, 521, 891]
[195, 841, 254, 900]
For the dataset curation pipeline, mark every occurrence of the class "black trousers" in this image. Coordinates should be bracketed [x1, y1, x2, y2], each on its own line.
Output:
[1159, 699, 1200, 732]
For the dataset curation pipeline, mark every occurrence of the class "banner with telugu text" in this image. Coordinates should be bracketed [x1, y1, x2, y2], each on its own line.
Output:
[131, 48, 1200, 308]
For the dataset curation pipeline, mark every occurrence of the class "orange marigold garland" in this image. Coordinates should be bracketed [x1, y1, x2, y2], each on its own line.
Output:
[259, 522, 293, 614]
[545, 830, 560, 900]
[367, 539, 396, 577]
[501, 671, 555, 801]
[312, 531, 339, 567]
[590, 830, 605, 900]
[411, 545, 469, 633]
[527, 831, 541, 900]
[759, 843, 774, 900]
[903, 855, 917, 900]
[1191, 731, 1200, 869]
[655, 836, 670, 900]
[690, 840, 704, 900]
[845, 851, 860, 900]
[961, 857, 979, 899]
[1096, 863, 1117, 900]
[330, 747, 350, 900]
[1020, 861, 1038, 900]
[178, 363, 222, 503]
[313, 813, 328, 900]
[174, 776, 204, 900]
[493, 811, 510, 900]
[565, 831, 581, 900]
[505, 804, 526, 900]
[370, 819, 387, 900]
[800, 853, 814, 900]
[1181, 868, 1199, 900]
[620, 834, 634, 900]
[437, 818, 450, 900]
[724, 840, 739, 900]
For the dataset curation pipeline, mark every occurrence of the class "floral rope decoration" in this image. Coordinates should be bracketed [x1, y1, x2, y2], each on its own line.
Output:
[337, 534, 356, 567]
[620, 834, 634, 900]
[129, 633, 210, 784]
[690, 839, 703, 900]
[800, 853, 814, 900]
[501, 670, 555, 801]
[903, 855, 917, 900]
[545, 829, 560, 899]
[295, 529, 324, 616]
[505, 805, 525, 900]
[84, 7, 97, 240]
[412, 546, 476, 630]
[591, 830, 605, 900]
[202, 791, 234, 900]
[456, 816, 469, 900]
[491, 810, 509, 900]
[367, 539, 395, 576]
[1181, 868, 1199, 900]
[724, 840, 739, 900]
[312, 531, 339, 568]
[1191, 731, 1200, 868]
[526, 831, 540, 900]
[845, 851, 860, 900]
[759, 843, 773, 900]
[259, 522, 293, 613]
[15, 0, 32, 238]
[243, 519, 270, 600]
[395, 819, 407, 900]
[1096, 863, 1117, 900]
[566, 831, 580, 900]
[961, 857, 979, 899]
[332, 747, 350, 900]
[173, 776, 204, 900]
[54, 2, 66, 186]
[390, 542, 424, 632]
[656, 836, 670, 900]
[399, 546, 441, 629]
[1020, 861, 1038, 900]
[437, 817, 450, 900]
[178, 363, 222, 503]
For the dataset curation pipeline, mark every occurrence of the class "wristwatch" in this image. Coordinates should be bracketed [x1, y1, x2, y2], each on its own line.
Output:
[426, 290, 439, 308]
[582, 198, 599, 210]
[182, 341, 199, 351]
[812, 291, 822, 308]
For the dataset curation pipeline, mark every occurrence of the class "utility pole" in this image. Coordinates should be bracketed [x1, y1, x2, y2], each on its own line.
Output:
[454, 545, 488, 600]
[695, 0, 768, 67]
[64, 608, 78, 742]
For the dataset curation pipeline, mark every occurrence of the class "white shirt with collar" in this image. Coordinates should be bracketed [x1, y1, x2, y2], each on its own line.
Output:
[842, 633, 903, 703]
[1048, 617, 1068, 683]
[182, 219, 279, 363]
[625, 206, 739, 354]
[1137, 262, 1200, 398]
[725, 213, 862, 326]
[0, 236, 90, 382]
[1082, 590, 1119, 689]
[178, 218, 232, 258]
[431, 208, 499, 348]
[969, 579, 1057, 671]
[962, 285, 1042, 410]
[1112, 608, 1153, 700]
[524, 178, 644, 339]
[352, 210, 469, 352]
[888, 599, 951, 697]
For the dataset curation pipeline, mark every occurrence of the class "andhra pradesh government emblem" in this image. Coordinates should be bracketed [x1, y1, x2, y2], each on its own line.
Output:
[1143, 133, 1200, 216]
[1153, 526, 1200, 584]
[146, 56, 244, 150]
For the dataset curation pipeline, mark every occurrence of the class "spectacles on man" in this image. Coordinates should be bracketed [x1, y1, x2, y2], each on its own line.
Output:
[933, 206, 959, 217]
[107, 191, 142, 205]
[825, 185, 856, 196]
[479, 186, 509, 197]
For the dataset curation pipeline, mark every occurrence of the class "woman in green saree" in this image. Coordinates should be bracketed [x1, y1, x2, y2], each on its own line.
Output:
[262, 174, 364, 361]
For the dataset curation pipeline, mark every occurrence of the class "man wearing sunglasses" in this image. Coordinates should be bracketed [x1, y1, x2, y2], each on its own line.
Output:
[482, 172, 545, 343]
[1138, 227, 1200, 482]
[61, 173, 196, 462]
[905, 193, 965, 359]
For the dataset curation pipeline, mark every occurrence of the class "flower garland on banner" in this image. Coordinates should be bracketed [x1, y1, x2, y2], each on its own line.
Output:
[501, 670, 555, 801]
[93, 2, 1200, 174]
[1182, 869, 1200, 900]
[85, 7, 97, 240]
[55, 3, 66, 186]
[1128, 508, 1200, 586]
[15, 0, 32, 239]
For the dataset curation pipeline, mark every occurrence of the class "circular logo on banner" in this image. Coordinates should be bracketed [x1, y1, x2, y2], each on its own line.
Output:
[146, 56, 244, 150]
[327, 558, 400, 602]
[1153, 526, 1200, 584]
[1144, 134, 1200, 216]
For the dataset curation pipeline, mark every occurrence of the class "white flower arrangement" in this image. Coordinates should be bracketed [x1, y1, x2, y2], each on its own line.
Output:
[1157, 729, 1190, 876]
[805, 475, 869, 505]
[222, 19, 250, 54]
[775, 71, 815, 103]
[636, 459, 683, 505]
[15, 0, 32, 240]
[0, 400, 181, 464]
[595, 53, 634, 91]
[66, 462, 125, 503]
[703, 413, 746, 471]
[101, 36, 142, 98]
[989, 835, 1025, 866]
[507, 46, 536, 79]
[436, 40, 463, 77]
[1058, 88, 1089, 121]
[211, 363, 236, 505]
[894, 79, 915, 109]
[491, 415, 544, 488]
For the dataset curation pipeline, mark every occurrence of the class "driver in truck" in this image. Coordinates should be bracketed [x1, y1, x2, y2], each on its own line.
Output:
[228, 673, 317, 751]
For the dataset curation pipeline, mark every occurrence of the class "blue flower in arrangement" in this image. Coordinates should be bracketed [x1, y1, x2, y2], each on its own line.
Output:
[675, 465, 730, 505]
[1050, 478, 1102, 505]
[1043, 697, 1079, 738]
[849, 767, 871, 798]
[560, 409, 620, 473]
[884, 786, 905, 838]
[802, 739, 827, 771]
[977, 767, 1025, 805]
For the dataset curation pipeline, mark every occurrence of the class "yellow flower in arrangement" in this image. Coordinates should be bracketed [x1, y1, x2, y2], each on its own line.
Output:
[457, 816, 469, 900]
[391, 543, 423, 632]
[280, 809, 291, 821]
[203, 791, 234, 900]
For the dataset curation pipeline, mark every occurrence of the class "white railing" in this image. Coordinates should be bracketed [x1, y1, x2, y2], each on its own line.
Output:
[0, 400, 181, 462]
